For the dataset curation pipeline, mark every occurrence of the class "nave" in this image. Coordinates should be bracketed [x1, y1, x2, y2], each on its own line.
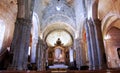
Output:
[0, 0, 120, 72]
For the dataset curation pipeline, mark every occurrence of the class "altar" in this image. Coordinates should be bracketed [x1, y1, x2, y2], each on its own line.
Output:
[47, 38, 70, 67]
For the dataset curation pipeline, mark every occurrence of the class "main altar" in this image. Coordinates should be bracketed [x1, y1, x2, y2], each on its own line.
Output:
[47, 38, 69, 70]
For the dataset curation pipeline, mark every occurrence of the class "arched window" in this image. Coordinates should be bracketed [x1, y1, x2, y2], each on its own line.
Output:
[117, 48, 120, 59]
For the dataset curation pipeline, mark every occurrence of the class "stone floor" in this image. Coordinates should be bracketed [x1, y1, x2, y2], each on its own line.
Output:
[0, 69, 120, 73]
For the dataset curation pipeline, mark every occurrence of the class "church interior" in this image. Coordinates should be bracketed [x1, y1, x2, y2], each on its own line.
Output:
[0, 0, 120, 73]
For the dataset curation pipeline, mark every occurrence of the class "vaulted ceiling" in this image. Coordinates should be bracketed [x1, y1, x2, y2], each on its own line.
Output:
[0, 0, 120, 51]
[0, 0, 17, 50]
[98, 0, 120, 31]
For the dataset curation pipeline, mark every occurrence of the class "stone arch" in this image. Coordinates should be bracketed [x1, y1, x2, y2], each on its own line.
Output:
[101, 13, 120, 35]
[92, 0, 99, 19]
[104, 27, 120, 68]
[42, 21, 75, 41]
[86, 0, 99, 20]
[0, 0, 18, 53]
[102, 13, 120, 68]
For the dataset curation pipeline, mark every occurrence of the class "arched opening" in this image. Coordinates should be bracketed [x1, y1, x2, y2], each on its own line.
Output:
[102, 15, 120, 68]
[104, 27, 120, 68]
[41, 21, 75, 70]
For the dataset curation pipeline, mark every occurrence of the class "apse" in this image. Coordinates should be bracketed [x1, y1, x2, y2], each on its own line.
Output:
[46, 30, 73, 47]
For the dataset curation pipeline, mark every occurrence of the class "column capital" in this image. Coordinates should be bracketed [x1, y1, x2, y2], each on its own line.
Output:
[15, 18, 32, 27]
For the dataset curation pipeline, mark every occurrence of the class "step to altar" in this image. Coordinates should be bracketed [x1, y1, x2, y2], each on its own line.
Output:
[49, 64, 68, 69]
[48, 64, 68, 72]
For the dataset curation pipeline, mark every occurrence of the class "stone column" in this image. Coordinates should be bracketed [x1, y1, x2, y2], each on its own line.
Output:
[84, 20, 93, 70]
[9, 0, 35, 70]
[87, 19, 100, 70]
[36, 38, 41, 71]
[92, 0, 107, 69]
[10, 18, 32, 70]
[75, 39, 83, 70]
[94, 19, 107, 69]
[75, 47, 80, 70]
[85, 19, 107, 70]
[84, 0, 102, 70]
[36, 38, 47, 71]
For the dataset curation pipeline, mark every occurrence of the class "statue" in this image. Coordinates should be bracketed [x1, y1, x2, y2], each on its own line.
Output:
[55, 38, 63, 46]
